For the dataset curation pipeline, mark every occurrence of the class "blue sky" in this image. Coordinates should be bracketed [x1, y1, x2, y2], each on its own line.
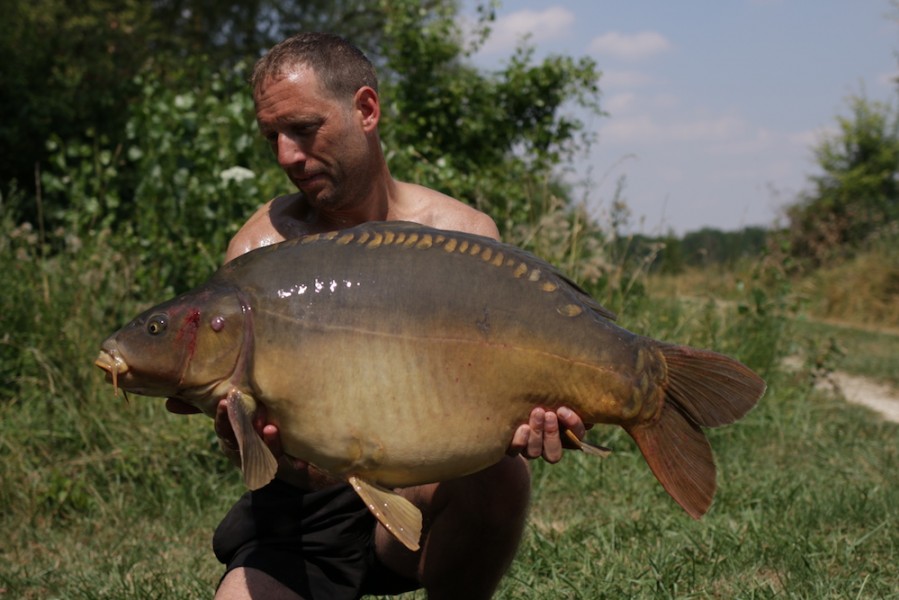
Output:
[462, 1, 899, 234]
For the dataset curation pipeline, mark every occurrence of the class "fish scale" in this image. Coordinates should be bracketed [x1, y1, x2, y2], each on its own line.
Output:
[96, 220, 765, 552]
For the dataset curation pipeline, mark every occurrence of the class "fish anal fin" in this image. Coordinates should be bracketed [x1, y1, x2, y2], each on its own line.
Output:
[349, 476, 422, 552]
[564, 429, 612, 458]
[626, 403, 715, 519]
[225, 389, 278, 490]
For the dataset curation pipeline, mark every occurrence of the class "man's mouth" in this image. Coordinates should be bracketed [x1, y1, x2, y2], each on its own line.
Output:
[293, 172, 327, 190]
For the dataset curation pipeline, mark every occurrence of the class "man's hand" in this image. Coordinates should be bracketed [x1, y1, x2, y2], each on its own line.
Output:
[508, 407, 587, 464]
[202, 398, 328, 489]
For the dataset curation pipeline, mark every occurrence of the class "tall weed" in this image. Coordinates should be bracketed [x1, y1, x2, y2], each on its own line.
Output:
[795, 232, 899, 328]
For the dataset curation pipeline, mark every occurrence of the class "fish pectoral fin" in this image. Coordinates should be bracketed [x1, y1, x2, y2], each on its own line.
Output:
[564, 429, 612, 458]
[226, 389, 278, 490]
[348, 476, 422, 552]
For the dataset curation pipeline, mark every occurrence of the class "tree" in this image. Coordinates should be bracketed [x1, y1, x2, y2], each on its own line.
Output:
[377, 0, 602, 229]
[785, 95, 899, 263]
[0, 0, 150, 196]
[25, 0, 605, 295]
[0, 0, 400, 199]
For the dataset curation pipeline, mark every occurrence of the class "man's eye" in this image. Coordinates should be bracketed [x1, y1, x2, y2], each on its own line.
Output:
[291, 125, 312, 137]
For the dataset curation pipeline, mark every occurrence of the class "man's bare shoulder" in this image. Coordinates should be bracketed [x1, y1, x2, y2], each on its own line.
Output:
[226, 193, 310, 262]
[396, 182, 500, 241]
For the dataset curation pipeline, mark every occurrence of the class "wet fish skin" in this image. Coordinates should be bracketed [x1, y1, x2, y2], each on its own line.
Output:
[96, 221, 766, 550]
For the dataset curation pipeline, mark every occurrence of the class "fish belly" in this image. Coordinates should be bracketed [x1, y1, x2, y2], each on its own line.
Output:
[250, 320, 646, 487]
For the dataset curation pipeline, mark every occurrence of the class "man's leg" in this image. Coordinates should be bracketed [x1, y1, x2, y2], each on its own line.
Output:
[216, 567, 303, 600]
[374, 455, 532, 600]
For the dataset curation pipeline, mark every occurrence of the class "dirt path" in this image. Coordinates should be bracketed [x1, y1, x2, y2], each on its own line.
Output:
[668, 295, 899, 423]
[820, 370, 899, 423]
[784, 357, 899, 423]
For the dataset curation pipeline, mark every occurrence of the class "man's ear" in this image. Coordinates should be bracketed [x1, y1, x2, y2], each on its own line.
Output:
[354, 86, 380, 132]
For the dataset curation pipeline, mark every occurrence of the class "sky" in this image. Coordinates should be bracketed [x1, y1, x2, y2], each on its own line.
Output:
[461, 0, 899, 234]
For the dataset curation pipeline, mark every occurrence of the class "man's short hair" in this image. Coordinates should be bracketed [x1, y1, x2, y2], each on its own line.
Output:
[252, 32, 378, 101]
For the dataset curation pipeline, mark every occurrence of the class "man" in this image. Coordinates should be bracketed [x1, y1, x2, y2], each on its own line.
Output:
[168, 32, 588, 599]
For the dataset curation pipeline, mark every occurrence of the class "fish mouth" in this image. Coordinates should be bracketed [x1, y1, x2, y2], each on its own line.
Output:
[95, 348, 129, 396]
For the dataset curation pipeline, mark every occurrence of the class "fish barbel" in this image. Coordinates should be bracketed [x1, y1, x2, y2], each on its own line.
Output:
[95, 221, 765, 550]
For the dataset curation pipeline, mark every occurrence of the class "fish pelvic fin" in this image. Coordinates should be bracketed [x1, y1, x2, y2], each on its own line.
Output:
[349, 476, 422, 552]
[626, 344, 766, 519]
[226, 389, 278, 490]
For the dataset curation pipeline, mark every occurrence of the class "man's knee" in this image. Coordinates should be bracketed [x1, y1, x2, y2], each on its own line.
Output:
[216, 567, 304, 600]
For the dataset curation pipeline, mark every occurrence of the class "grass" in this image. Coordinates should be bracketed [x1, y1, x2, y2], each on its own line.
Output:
[790, 317, 899, 388]
[497, 369, 898, 599]
[1, 215, 897, 599]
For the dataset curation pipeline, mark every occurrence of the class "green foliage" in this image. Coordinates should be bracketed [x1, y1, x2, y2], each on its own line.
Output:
[0, 0, 403, 202]
[0, 0, 150, 198]
[784, 95, 899, 264]
[39, 59, 288, 295]
[18, 0, 604, 295]
[793, 234, 899, 328]
[623, 227, 770, 276]
[3, 204, 896, 597]
[377, 0, 602, 229]
[495, 367, 898, 599]
[9, 2, 890, 598]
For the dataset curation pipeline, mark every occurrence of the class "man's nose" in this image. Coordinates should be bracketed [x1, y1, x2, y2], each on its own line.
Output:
[276, 133, 307, 166]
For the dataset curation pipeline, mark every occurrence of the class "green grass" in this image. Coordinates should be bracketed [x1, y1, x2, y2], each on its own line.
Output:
[2, 216, 896, 599]
[4, 373, 896, 599]
[379, 365, 897, 599]
[791, 317, 899, 388]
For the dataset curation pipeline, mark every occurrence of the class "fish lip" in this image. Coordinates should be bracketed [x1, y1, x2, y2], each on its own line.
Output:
[96, 347, 129, 397]
[94, 349, 129, 375]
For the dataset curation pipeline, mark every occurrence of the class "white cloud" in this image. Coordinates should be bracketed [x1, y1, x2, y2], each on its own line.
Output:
[604, 93, 637, 114]
[478, 7, 575, 55]
[789, 127, 828, 148]
[600, 69, 656, 89]
[600, 114, 746, 144]
[589, 31, 672, 61]
[877, 70, 899, 88]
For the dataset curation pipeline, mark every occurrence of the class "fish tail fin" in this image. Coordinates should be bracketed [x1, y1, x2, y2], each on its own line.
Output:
[658, 344, 766, 428]
[626, 344, 766, 518]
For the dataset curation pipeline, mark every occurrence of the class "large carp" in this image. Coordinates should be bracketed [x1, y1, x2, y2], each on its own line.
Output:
[96, 221, 765, 551]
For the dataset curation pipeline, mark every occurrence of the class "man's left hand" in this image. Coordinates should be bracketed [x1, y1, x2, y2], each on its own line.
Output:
[508, 407, 587, 463]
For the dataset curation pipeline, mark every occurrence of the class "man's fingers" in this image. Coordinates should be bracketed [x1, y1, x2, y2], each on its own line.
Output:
[508, 424, 531, 456]
[557, 406, 586, 440]
[526, 408, 545, 459]
[262, 423, 284, 457]
[541, 411, 563, 464]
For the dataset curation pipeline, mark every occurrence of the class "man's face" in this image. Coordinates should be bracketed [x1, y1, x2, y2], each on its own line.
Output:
[255, 68, 368, 211]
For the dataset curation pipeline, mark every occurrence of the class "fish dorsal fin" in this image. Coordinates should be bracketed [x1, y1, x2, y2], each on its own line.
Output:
[226, 389, 278, 490]
[348, 476, 422, 552]
[564, 429, 612, 458]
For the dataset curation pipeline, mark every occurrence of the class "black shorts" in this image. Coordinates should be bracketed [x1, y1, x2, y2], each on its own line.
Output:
[213, 479, 420, 599]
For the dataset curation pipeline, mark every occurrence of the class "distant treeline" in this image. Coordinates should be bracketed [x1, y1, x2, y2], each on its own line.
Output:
[623, 226, 770, 274]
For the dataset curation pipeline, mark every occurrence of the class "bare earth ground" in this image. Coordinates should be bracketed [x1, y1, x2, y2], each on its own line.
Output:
[673, 294, 899, 424]
[820, 370, 899, 423]
[784, 356, 899, 423]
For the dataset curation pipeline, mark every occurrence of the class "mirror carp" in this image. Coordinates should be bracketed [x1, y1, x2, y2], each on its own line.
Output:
[96, 221, 766, 551]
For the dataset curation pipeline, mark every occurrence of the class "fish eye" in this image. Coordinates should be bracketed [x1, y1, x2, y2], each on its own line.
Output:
[147, 316, 168, 335]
